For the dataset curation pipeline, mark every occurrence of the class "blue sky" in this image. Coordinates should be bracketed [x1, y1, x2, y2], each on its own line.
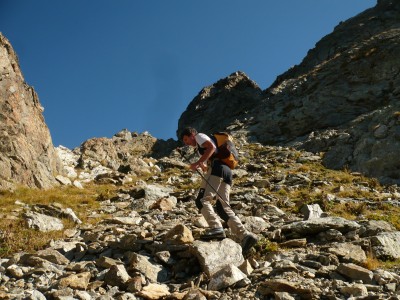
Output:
[1, 1, 376, 149]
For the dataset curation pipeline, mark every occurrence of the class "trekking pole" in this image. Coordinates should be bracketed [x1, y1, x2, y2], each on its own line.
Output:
[176, 147, 231, 207]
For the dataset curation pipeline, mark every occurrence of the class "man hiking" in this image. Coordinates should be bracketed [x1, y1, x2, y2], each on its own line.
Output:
[180, 127, 259, 255]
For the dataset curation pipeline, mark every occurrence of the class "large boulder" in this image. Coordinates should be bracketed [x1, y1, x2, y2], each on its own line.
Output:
[0, 33, 62, 189]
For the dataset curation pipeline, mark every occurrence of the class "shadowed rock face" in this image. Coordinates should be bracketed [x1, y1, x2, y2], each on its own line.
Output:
[0, 33, 62, 189]
[177, 71, 263, 139]
[177, 1, 400, 184]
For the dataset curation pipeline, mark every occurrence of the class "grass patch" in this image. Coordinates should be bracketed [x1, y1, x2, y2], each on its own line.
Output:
[0, 183, 119, 257]
[365, 206, 400, 230]
[252, 237, 280, 259]
[363, 253, 381, 270]
[380, 259, 400, 270]
[0, 219, 71, 257]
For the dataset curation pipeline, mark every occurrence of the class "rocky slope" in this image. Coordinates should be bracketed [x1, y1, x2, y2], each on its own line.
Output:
[2, 142, 400, 299]
[178, 0, 400, 185]
[0, 33, 63, 190]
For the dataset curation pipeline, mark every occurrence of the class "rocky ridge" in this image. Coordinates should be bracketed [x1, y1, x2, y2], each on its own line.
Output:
[1, 140, 400, 299]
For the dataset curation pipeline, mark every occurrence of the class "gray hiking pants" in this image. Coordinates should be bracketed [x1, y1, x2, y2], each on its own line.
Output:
[197, 161, 248, 241]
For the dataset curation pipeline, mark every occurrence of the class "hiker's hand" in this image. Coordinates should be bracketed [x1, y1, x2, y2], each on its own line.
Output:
[199, 162, 207, 172]
[189, 162, 200, 171]
[190, 161, 206, 172]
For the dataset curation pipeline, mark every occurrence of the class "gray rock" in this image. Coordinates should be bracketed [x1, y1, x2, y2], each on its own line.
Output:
[336, 263, 373, 284]
[281, 217, 360, 238]
[104, 265, 131, 289]
[23, 212, 64, 232]
[190, 239, 244, 276]
[316, 228, 345, 243]
[300, 204, 325, 220]
[208, 264, 247, 291]
[373, 269, 400, 285]
[359, 220, 396, 237]
[128, 253, 169, 283]
[371, 231, 400, 260]
[326, 243, 367, 264]
[340, 283, 368, 297]
[36, 249, 70, 265]
[25, 290, 47, 300]
[32, 204, 82, 224]
[55, 175, 72, 185]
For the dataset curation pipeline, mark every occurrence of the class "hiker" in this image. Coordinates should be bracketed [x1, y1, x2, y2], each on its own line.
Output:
[180, 127, 259, 255]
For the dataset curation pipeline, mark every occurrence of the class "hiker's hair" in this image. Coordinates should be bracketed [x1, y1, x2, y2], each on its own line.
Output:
[180, 127, 197, 140]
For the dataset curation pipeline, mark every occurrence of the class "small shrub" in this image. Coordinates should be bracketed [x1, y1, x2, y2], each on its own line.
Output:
[344, 202, 367, 216]
[253, 237, 279, 259]
[363, 253, 380, 270]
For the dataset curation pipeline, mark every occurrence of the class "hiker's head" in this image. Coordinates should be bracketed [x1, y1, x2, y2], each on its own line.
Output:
[180, 127, 197, 147]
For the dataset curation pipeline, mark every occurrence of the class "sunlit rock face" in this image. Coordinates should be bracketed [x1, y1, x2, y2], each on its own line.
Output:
[0, 33, 62, 189]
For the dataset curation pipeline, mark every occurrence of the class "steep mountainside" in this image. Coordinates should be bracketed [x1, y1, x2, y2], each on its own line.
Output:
[0, 33, 62, 189]
[178, 0, 400, 185]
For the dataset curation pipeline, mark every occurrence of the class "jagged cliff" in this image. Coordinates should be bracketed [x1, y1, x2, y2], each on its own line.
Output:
[0, 33, 62, 189]
[178, 0, 400, 185]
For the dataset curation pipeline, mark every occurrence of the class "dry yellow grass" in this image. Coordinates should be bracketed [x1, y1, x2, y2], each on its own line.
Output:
[363, 253, 381, 270]
[0, 183, 118, 257]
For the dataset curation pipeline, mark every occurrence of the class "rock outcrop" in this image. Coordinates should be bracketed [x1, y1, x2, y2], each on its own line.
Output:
[0, 33, 62, 189]
[77, 130, 177, 177]
[177, 71, 263, 139]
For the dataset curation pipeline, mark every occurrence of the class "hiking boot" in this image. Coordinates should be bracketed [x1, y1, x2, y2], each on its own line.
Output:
[200, 227, 226, 241]
[241, 233, 259, 256]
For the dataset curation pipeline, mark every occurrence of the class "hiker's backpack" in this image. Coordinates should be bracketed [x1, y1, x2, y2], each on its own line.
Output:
[211, 132, 239, 169]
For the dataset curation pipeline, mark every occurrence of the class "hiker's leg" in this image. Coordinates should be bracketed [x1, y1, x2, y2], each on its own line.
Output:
[209, 161, 248, 240]
[215, 181, 259, 254]
[200, 173, 223, 229]
[216, 182, 248, 241]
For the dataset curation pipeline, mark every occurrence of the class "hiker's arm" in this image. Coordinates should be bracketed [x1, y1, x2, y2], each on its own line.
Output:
[190, 140, 216, 171]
